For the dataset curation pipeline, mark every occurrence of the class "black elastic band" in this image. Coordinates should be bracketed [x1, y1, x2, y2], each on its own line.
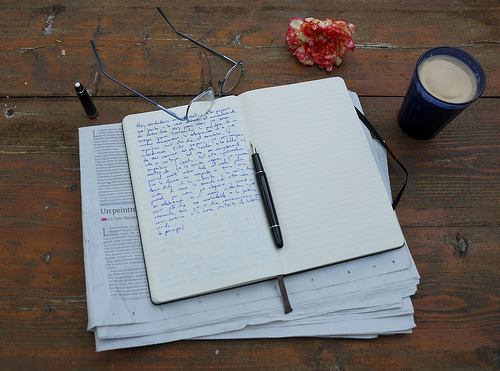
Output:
[355, 107, 408, 209]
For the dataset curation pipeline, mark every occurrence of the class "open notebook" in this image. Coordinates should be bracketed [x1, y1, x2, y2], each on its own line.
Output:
[122, 77, 405, 304]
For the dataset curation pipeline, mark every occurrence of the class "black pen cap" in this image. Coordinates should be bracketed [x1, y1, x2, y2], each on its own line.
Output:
[75, 82, 98, 119]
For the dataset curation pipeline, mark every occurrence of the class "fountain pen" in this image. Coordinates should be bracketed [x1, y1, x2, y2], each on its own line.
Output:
[250, 142, 283, 248]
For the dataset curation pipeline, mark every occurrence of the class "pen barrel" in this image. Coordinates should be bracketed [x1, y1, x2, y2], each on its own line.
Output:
[252, 153, 280, 228]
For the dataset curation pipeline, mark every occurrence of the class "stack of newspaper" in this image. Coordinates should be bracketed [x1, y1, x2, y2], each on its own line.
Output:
[79, 93, 419, 351]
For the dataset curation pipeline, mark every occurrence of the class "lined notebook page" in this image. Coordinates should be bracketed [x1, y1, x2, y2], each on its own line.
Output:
[237, 77, 404, 273]
[122, 101, 282, 304]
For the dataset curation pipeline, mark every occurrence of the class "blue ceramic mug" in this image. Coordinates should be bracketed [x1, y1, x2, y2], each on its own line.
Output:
[397, 46, 486, 140]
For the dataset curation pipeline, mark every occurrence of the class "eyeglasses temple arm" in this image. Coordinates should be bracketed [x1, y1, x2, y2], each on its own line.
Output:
[156, 6, 241, 68]
[90, 39, 185, 121]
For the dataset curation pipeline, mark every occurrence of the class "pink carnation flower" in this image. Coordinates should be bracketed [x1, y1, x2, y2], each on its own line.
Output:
[286, 17, 357, 72]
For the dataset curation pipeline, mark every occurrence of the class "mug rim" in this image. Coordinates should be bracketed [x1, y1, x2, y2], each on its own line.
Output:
[415, 46, 486, 107]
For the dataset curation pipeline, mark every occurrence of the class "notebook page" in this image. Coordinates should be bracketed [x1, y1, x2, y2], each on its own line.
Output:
[237, 77, 404, 273]
[122, 99, 282, 304]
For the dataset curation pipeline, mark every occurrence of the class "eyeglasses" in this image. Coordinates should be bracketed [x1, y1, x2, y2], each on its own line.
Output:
[90, 7, 245, 121]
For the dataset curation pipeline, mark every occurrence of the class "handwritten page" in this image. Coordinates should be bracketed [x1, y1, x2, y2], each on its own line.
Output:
[132, 106, 256, 236]
[122, 99, 282, 304]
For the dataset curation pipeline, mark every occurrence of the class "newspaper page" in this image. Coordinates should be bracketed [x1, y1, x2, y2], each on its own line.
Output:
[78, 93, 418, 351]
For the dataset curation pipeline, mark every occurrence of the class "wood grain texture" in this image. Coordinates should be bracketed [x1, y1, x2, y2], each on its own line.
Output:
[0, 0, 498, 97]
[0, 0, 499, 369]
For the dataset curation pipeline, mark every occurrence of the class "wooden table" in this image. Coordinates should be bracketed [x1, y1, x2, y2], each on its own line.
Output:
[1, 0, 498, 369]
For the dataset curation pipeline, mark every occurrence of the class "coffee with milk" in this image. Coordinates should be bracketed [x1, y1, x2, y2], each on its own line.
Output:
[417, 55, 477, 104]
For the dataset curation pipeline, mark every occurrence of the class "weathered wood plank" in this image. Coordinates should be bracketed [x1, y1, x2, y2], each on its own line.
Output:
[0, 226, 497, 369]
[0, 0, 498, 97]
[0, 0, 499, 369]
[1, 96, 497, 229]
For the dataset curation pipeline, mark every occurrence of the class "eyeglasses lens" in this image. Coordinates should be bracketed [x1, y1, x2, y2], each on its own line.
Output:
[186, 88, 215, 120]
[221, 62, 244, 94]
